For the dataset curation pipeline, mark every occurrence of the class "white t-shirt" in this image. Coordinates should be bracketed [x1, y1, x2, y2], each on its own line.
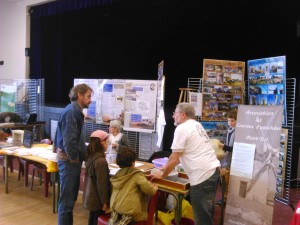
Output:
[171, 119, 220, 185]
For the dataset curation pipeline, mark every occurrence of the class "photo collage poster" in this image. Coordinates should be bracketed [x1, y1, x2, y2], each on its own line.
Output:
[201, 121, 228, 143]
[123, 80, 157, 133]
[276, 128, 288, 197]
[202, 59, 245, 121]
[247, 55, 287, 126]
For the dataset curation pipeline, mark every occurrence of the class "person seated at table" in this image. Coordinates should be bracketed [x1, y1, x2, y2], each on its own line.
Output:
[108, 120, 129, 154]
[107, 120, 129, 164]
[83, 130, 111, 225]
[109, 147, 158, 225]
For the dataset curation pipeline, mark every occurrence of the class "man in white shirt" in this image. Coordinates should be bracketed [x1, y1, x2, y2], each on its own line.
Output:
[151, 102, 220, 225]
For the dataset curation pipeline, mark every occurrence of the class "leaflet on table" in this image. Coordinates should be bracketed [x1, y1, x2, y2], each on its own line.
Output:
[123, 80, 157, 132]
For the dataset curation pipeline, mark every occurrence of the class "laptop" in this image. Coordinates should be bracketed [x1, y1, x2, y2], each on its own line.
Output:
[24, 113, 37, 124]
[15, 113, 44, 125]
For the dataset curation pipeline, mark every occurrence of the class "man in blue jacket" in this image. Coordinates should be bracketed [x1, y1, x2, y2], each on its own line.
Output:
[54, 83, 93, 225]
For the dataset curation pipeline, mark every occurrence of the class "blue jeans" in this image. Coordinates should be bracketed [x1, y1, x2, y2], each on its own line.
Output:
[58, 160, 82, 225]
[189, 168, 220, 225]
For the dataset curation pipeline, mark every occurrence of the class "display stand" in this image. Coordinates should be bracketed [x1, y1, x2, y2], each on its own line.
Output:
[0, 79, 45, 140]
[188, 77, 297, 205]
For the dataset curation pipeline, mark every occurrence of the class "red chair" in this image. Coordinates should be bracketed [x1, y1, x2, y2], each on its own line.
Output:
[98, 190, 160, 225]
[30, 162, 51, 197]
[18, 158, 34, 186]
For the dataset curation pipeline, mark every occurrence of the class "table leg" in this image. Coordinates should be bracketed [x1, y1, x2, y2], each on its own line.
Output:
[51, 172, 56, 213]
[5, 155, 8, 193]
[24, 162, 29, 187]
[158, 188, 182, 225]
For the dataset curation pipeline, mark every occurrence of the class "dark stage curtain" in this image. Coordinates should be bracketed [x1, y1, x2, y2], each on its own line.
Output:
[29, 0, 117, 105]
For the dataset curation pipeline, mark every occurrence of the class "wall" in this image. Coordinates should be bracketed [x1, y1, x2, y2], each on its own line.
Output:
[0, 0, 51, 79]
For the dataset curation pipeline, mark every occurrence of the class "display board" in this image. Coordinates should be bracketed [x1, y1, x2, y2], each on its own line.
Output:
[74, 78, 157, 133]
[247, 56, 287, 126]
[123, 80, 157, 133]
[0, 84, 16, 112]
[74, 79, 101, 119]
[201, 121, 228, 143]
[224, 105, 283, 225]
[201, 59, 245, 121]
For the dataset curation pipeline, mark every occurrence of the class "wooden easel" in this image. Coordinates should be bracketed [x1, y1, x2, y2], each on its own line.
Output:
[178, 88, 197, 103]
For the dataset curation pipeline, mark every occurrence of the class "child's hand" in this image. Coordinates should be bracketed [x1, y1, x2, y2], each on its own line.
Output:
[150, 169, 163, 181]
[219, 142, 224, 149]
[102, 203, 108, 211]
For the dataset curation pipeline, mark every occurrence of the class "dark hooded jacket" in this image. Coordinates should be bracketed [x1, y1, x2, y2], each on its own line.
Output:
[83, 152, 111, 211]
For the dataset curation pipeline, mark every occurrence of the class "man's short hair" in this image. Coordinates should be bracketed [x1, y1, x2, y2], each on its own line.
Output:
[69, 83, 93, 101]
[176, 102, 195, 118]
[227, 111, 237, 120]
[116, 147, 136, 168]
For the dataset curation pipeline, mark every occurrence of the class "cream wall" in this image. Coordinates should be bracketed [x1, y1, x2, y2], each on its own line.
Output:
[0, 0, 51, 79]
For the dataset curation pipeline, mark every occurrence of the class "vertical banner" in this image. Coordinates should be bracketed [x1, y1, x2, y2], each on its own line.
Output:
[202, 59, 245, 121]
[225, 105, 283, 225]
[247, 56, 287, 126]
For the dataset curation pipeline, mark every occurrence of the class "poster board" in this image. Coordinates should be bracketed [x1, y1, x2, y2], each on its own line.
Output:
[201, 121, 228, 143]
[224, 105, 283, 225]
[189, 92, 202, 116]
[201, 59, 245, 121]
[74, 78, 158, 133]
[74, 79, 101, 119]
[123, 80, 157, 133]
[0, 85, 16, 112]
[247, 56, 287, 126]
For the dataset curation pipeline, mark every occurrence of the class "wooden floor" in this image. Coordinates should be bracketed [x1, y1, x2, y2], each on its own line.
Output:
[0, 169, 296, 225]
[0, 170, 89, 225]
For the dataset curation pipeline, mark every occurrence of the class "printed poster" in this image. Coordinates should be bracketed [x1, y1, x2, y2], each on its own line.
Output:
[189, 92, 202, 116]
[224, 105, 283, 225]
[74, 79, 101, 119]
[123, 80, 157, 133]
[99, 79, 125, 122]
[0, 85, 16, 112]
[202, 59, 245, 121]
[247, 56, 287, 126]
